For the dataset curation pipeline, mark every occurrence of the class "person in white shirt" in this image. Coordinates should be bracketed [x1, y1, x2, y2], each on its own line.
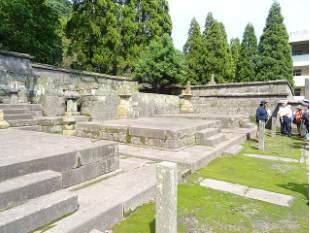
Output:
[278, 101, 291, 137]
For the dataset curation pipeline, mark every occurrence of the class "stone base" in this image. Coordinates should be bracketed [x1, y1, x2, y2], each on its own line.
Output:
[0, 120, 10, 129]
[181, 100, 193, 112]
[66, 112, 80, 116]
[63, 130, 77, 136]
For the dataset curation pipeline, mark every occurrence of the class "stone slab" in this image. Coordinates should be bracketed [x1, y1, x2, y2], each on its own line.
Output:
[203, 133, 225, 146]
[0, 170, 62, 211]
[243, 154, 299, 162]
[0, 190, 78, 233]
[89, 230, 104, 233]
[0, 129, 118, 184]
[222, 145, 244, 156]
[4, 114, 33, 120]
[200, 179, 295, 207]
[13, 125, 42, 132]
[7, 118, 38, 127]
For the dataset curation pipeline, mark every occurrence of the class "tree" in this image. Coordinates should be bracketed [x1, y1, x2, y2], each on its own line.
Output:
[119, 0, 140, 75]
[133, 34, 186, 93]
[256, 1, 294, 87]
[230, 37, 241, 81]
[0, 0, 62, 65]
[66, 0, 121, 74]
[46, 0, 71, 18]
[157, 0, 172, 36]
[183, 18, 204, 85]
[202, 14, 231, 83]
[236, 23, 257, 82]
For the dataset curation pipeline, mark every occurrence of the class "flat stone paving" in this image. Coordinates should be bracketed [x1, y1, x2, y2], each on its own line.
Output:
[243, 153, 299, 163]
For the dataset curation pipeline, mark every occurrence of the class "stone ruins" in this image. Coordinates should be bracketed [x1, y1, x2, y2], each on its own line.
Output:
[0, 50, 308, 232]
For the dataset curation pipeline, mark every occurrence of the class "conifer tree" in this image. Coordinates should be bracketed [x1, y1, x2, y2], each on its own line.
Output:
[183, 18, 204, 85]
[119, 0, 139, 75]
[256, 1, 294, 87]
[157, 0, 172, 36]
[66, 0, 121, 74]
[230, 38, 241, 81]
[202, 14, 230, 83]
[236, 23, 257, 82]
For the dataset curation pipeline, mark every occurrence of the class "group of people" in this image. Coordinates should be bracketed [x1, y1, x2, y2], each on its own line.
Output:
[256, 100, 309, 140]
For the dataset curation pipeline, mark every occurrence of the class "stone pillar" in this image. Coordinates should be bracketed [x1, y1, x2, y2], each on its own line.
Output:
[305, 77, 309, 99]
[208, 74, 216, 85]
[180, 81, 193, 113]
[10, 87, 18, 104]
[258, 122, 265, 151]
[116, 82, 134, 119]
[271, 117, 276, 137]
[156, 161, 177, 233]
[0, 110, 10, 129]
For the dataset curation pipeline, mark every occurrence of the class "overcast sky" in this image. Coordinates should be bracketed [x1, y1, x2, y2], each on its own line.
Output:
[168, 0, 309, 51]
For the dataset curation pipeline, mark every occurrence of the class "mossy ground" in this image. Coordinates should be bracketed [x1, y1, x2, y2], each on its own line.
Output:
[112, 132, 309, 233]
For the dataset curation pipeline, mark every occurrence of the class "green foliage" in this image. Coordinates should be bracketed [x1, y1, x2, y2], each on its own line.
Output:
[236, 23, 257, 82]
[66, 0, 121, 74]
[157, 0, 172, 37]
[230, 37, 241, 81]
[256, 1, 294, 87]
[202, 13, 231, 83]
[183, 18, 204, 85]
[132, 34, 186, 93]
[46, 0, 71, 18]
[0, 0, 62, 65]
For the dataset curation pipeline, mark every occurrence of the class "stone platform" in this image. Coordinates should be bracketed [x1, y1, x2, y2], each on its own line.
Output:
[0, 129, 118, 187]
[76, 118, 221, 150]
[159, 113, 247, 128]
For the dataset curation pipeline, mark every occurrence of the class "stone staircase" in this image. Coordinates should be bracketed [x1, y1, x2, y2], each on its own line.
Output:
[0, 104, 42, 127]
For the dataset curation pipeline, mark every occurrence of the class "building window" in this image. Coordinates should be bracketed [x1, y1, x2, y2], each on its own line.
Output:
[293, 69, 302, 76]
[292, 50, 302, 55]
[294, 88, 301, 96]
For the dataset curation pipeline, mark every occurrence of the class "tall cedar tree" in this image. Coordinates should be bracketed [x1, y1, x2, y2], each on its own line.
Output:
[66, 0, 121, 74]
[183, 18, 204, 85]
[133, 34, 186, 93]
[237, 23, 257, 82]
[157, 0, 172, 36]
[0, 0, 62, 65]
[256, 1, 294, 87]
[202, 13, 230, 83]
[119, 0, 139, 75]
[46, 0, 72, 18]
[135, 0, 162, 48]
[230, 38, 241, 81]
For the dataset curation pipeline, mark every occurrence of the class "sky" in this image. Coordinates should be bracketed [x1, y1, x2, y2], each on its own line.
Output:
[168, 0, 309, 51]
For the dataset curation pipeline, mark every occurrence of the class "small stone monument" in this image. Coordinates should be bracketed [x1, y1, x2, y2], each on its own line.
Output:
[64, 86, 81, 116]
[10, 85, 19, 104]
[271, 117, 276, 138]
[258, 121, 265, 151]
[63, 111, 76, 136]
[0, 110, 10, 129]
[209, 74, 216, 85]
[156, 161, 177, 233]
[116, 82, 134, 119]
[181, 81, 193, 113]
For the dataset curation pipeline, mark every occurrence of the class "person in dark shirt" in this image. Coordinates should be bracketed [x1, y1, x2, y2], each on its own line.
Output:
[256, 100, 268, 140]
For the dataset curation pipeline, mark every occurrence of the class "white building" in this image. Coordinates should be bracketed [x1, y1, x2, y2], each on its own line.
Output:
[288, 30, 309, 100]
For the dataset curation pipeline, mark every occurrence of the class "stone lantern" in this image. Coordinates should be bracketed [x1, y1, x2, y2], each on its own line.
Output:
[116, 82, 134, 119]
[64, 86, 80, 116]
[181, 81, 193, 113]
[63, 111, 76, 136]
[0, 110, 10, 129]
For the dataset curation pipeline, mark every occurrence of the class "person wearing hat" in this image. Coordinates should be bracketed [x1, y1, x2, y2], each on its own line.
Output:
[278, 101, 291, 137]
[255, 100, 268, 140]
[293, 105, 304, 135]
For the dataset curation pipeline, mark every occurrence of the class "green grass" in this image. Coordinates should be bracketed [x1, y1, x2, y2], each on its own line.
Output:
[113, 184, 309, 233]
[243, 133, 307, 159]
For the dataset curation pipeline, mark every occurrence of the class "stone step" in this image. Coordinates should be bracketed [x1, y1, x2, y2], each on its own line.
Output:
[0, 104, 31, 110]
[13, 125, 42, 132]
[90, 230, 104, 233]
[243, 123, 256, 128]
[0, 190, 78, 233]
[70, 115, 90, 123]
[0, 170, 62, 211]
[195, 128, 219, 143]
[240, 119, 250, 126]
[6, 119, 38, 127]
[3, 113, 34, 120]
[202, 133, 226, 146]
[2, 109, 29, 114]
[222, 145, 244, 156]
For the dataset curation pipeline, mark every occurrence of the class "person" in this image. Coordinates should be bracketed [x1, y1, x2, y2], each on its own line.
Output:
[287, 105, 293, 132]
[255, 100, 268, 140]
[293, 105, 304, 135]
[278, 101, 291, 137]
[301, 105, 309, 140]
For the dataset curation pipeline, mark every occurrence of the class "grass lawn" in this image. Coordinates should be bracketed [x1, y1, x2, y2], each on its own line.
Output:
[112, 131, 309, 233]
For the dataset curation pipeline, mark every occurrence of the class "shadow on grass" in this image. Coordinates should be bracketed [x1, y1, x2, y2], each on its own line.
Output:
[149, 218, 155, 233]
[277, 182, 309, 200]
